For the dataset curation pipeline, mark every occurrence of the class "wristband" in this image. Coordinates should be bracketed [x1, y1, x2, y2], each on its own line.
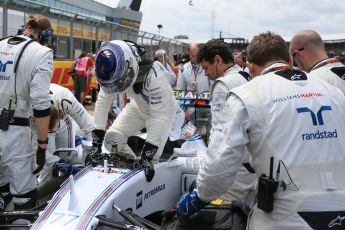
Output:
[37, 138, 48, 145]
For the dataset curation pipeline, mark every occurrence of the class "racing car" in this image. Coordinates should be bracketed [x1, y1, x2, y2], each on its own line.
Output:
[0, 90, 218, 230]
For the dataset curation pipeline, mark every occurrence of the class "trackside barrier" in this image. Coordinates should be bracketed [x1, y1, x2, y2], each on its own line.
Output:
[52, 60, 98, 98]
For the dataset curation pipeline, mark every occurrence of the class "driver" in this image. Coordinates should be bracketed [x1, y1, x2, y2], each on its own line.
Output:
[89, 40, 176, 182]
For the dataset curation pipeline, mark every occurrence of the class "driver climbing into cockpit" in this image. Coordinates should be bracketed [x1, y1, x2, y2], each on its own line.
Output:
[87, 40, 176, 182]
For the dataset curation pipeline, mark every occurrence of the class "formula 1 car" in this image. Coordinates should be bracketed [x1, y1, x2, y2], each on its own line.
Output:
[0, 90, 212, 230]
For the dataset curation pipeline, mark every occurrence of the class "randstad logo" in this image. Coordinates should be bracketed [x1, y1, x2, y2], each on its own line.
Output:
[297, 105, 337, 141]
[0, 60, 13, 72]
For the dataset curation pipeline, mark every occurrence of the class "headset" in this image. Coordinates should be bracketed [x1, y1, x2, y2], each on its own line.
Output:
[242, 49, 247, 63]
[17, 25, 54, 48]
[38, 28, 54, 46]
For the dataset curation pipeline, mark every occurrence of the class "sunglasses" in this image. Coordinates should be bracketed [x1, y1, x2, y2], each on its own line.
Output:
[292, 47, 305, 58]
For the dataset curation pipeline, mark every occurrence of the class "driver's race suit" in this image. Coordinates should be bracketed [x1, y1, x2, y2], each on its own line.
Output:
[94, 61, 176, 161]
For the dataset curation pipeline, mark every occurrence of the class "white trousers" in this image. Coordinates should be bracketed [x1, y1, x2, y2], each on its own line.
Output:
[0, 126, 36, 196]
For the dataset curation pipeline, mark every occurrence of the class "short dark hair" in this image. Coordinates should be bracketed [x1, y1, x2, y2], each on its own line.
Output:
[197, 39, 233, 64]
[246, 31, 290, 66]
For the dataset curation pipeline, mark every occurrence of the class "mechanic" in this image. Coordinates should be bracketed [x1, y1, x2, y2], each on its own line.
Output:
[290, 29, 345, 94]
[176, 43, 211, 92]
[177, 31, 345, 229]
[0, 14, 53, 211]
[198, 39, 251, 139]
[89, 40, 176, 182]
[32, 83, 93, 185]
[197, 39, 256, 206]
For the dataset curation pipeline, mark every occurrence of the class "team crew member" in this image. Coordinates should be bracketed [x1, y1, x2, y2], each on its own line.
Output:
[0, 14, 53, 210]
[177, 32, 345, 229]
[73, 53, 94, 104]
[154, 49, 177, 87]
[90, 40, 176, 182]
[177, 43, 210, 92]
[289, 29, 345, 94]
[198, 40, 251, 139]
[32, 83, 93, 184]
[234, 50, 250, 73]
[197, 39, 255, 205]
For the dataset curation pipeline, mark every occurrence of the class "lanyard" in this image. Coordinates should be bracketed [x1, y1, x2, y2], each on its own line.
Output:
[192, 65, 199, 81]
[192, 64, 211, 88]
[310, 58, 340, 71]
[261, 65, 290, 75]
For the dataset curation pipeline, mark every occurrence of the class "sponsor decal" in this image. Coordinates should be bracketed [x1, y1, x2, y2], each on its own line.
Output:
[0, 75, 10, 80]
[297, 105, 338, 141]
[302, 129, 337, 141]
[135, 184, 166, 210]
[93, 168, 129, 174]
[290, 73, 302, 80]
[174, 90, 210, 100]
[136, 191, 143, 209]
[0, 51, 15, 56]
[144, 184, 165, 200]
[272, 92, 323, 104]
[297, 106, 332, 126]
[329, 215, 345, 228]
[0, 60, 13, 72]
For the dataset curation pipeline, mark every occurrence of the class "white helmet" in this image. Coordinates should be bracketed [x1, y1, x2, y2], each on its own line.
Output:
[94, 40, 140, 93]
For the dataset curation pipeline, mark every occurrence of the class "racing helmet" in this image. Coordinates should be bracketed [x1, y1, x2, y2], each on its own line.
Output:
[94, 40, 140, 93]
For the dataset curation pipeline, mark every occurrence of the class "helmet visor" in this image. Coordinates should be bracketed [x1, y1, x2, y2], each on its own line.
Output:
[95, 42, 137, 93]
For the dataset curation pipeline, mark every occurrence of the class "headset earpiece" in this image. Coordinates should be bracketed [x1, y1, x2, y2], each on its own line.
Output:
[38, 28, 53, 42]
[17, 25, 25, 35]
[38, 28, 54, 48]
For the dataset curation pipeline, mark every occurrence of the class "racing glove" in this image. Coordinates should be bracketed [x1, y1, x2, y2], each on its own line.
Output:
[90, 129, 105, 156]
[140, 142, 158, 182]
[53, 158, 80, 176]
[33, 146, 46, 174]
[85, 129, 105, 166]
[176, 190, 208, 218]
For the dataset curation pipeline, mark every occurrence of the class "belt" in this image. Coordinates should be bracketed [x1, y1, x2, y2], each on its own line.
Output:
[9, 117, 30, 127]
